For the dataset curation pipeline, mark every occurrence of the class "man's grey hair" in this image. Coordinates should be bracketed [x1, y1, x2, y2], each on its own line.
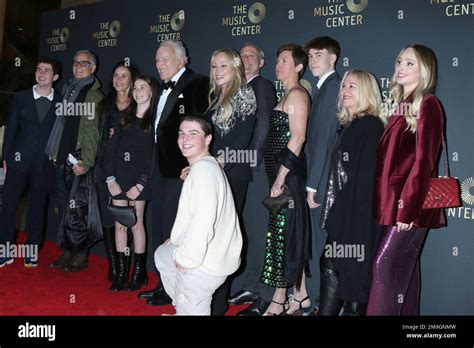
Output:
[159, 40, 189, 65]
[74, 49, 97, 65]
[241, 42, 265, 60]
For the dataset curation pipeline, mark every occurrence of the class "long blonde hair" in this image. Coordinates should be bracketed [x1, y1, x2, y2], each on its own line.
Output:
[337, 69, 385, 125]
[207, 48, 246, 126]
[382, 44, 437, 132]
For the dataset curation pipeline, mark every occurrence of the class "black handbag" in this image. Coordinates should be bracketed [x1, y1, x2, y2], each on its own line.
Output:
[107, 199, 137, 228]
[262, 185, 293, 215]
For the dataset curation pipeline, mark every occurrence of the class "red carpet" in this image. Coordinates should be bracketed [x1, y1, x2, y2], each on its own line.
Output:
[0, 232, 248, 316]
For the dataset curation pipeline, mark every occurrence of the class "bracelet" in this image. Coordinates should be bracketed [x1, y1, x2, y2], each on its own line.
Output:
[135, 185, 143, 192]
[106, 176, 116, 184]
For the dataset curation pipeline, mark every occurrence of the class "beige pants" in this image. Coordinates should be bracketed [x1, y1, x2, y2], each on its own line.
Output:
[155, 243, 226, 315]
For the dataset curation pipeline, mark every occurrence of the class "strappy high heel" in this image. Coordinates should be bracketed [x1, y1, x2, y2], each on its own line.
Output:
[263, 299, 288, 316]
[280, 295, 312, 316]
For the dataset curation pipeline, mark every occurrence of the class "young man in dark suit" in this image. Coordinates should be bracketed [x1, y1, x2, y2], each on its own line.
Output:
[303, 37, 341, 311]
[138, 40, 209, 306]
[228, 43, 277, 316]
[0, 57, 61, 267]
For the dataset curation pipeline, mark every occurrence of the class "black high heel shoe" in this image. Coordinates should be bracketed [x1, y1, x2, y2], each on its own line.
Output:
[280, 295, 312, 316]
[263, 299, 288, 316]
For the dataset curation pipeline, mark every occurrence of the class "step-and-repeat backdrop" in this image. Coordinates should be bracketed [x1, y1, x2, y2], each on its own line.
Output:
[38, 0, 473, 314]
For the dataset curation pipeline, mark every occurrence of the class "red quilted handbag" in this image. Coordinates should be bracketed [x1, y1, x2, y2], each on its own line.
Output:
[422, 177, 461, 209]
[418, 133, 461, 209]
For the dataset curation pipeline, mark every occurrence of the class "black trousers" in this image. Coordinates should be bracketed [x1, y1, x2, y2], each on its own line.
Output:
[150, 173, 183, 248]
[0, 161, 48, 249]
[231, 164, 274, 302]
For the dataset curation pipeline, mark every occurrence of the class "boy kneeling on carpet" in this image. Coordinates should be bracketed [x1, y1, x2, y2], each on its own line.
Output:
[155, 113, 242, 315]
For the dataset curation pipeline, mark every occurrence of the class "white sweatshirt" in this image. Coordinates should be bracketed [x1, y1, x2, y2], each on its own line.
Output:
[171, 156, 242, 277]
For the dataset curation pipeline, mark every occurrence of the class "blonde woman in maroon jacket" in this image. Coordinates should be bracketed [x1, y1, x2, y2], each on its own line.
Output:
[367, 44, 445, 315]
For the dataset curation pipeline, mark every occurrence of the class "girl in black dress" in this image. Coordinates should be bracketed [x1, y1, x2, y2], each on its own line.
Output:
[106, 75, 157, 291]
[96, 61, 137, 283]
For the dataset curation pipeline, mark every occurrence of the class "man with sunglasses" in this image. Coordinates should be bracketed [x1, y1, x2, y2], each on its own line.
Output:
[46, 49, 103, 273]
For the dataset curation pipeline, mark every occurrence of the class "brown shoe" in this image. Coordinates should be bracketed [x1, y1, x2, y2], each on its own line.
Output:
[64, 254, 88, 273]
[48, 250, 74, 269]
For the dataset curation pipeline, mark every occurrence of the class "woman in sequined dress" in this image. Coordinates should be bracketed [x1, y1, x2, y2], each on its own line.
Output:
[205, 48, 257, 315]
[260, 44, 311, 315]
[318, 70, 385, 316]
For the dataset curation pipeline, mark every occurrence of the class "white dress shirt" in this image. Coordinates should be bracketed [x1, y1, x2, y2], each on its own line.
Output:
[32, 85, 55, 101]
[154, 67, 186, 142]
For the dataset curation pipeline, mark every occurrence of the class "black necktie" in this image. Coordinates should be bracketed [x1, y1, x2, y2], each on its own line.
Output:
[164, 80, 176, 90]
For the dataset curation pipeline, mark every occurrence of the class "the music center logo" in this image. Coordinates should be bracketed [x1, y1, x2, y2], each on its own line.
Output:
[149, 10, 185, 42]
[92, 20, 121, 48]
[447, 177, 474, 220]
[222, 2, 266, 36]
[313, 0, 368, 28]
[379, 77, 391, 102]
[274, 79, 312, 101]
[46, 27, 69, 52]
[430, 0, 474, 17]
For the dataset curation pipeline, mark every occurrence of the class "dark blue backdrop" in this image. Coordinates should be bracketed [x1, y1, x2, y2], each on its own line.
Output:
[37, 0, 474, 314]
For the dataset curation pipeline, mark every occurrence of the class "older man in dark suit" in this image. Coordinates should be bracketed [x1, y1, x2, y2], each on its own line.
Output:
[304, 36, 341, 310]
[228, 43, 277, 316]
[138, 40, 209, 306]
[0, 57, 61, 268]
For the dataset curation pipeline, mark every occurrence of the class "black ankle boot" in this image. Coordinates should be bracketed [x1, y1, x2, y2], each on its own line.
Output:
[109, 252, 129, 291]
[126, 252, 148, 291]
[318, 265, 344, 316]
[342, 301, 367, 316]
[103, 226, 118, 282]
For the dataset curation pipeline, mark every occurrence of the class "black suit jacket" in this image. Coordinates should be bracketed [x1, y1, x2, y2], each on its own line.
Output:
[151, 69, 209, 178]
[305, 72, 341, 201]
[2, 88, 61, 172]
[248, 75, 277, 171]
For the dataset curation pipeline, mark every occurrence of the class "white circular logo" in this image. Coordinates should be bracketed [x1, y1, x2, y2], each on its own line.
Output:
[60, 28, 69, 43]
[461, 177, 474, 205]
[346, 0, 369, 14]
[171, 10, 185, 31]
[248, 2, 266, 24]
[109, 20, 121, 38]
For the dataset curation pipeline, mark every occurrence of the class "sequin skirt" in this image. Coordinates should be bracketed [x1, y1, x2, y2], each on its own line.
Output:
[260, 209, 289, 288]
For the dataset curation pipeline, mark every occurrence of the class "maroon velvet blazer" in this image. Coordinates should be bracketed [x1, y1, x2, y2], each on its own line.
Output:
[373, 95, 446, 228]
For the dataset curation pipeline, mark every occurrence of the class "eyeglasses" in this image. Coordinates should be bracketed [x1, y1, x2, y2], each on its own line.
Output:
[72, 60, 92, 68]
